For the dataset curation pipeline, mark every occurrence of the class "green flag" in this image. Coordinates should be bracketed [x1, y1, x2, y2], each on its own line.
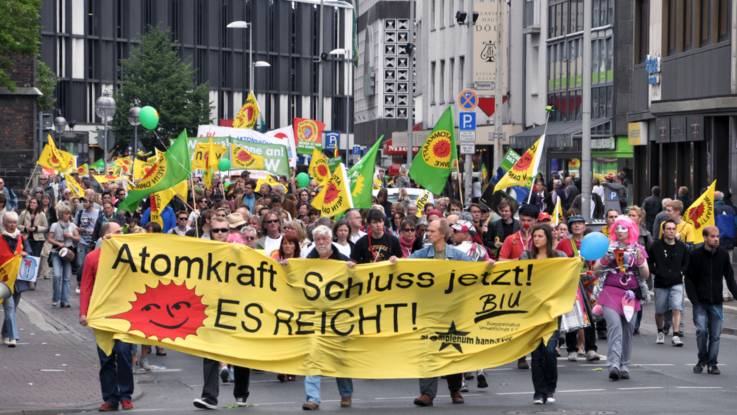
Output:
[90, 159, 105, 171]
[409, 106, 457, 195]
[118, 131, 191, 212]
[347, 135, 384, 209]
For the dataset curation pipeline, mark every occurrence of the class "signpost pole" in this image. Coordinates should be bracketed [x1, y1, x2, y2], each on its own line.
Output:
[464, 0, 474, 206]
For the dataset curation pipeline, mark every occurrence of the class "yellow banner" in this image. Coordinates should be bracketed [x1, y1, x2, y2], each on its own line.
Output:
[684, 179, 716, 244]
[192, 142, 227, 170]
[87, 235, 580, 378]
[0, 255, 22, 305]
[231, 144, 266, 170]
[494, 135, 545, 192]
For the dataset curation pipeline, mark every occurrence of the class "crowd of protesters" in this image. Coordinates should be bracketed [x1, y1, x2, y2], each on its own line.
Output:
[2, 166, 737, 411]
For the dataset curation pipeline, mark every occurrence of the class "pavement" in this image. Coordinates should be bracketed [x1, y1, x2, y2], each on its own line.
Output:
[2, 272, 737, 414]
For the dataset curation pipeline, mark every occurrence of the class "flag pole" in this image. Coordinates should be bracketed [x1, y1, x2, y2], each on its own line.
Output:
[456, 159, 464, 209]
[23, 164, 41, 197]
[526, 107, 552, 204]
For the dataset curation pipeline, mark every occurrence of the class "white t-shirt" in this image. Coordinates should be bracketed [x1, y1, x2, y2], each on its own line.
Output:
[335, 241, 352, 258]
[263, 235, 283, 257]
[349, 230, 366, 244]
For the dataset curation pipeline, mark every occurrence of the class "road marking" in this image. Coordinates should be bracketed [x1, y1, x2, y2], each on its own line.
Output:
[496, 391, 533, 396]
[676, 386, 723, 389]
[617, 387, 664, 391]
[634, 363, 675, 366]
[18, 301, 62, 333]
[557, 388, 607, 393]
[40, 369, 65, 372]
[374, 396, 417, 400]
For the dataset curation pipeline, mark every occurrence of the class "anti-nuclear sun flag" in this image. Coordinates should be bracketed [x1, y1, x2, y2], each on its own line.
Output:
[233, 90, 260, 129]
[409, 106, 457, 195]
[231, 144, 266, 170]
[86, 235, 581, 378]
[308, 148, 331, 184]
[311, 163, 353, 217]
[293, 118, 325, 155]
[684, 180, 717, 244]
[494, 135, 546, 193]
[37, 135, 76, 173]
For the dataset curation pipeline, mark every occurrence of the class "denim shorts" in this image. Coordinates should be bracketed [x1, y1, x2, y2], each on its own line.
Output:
[655, 284, 684, 314]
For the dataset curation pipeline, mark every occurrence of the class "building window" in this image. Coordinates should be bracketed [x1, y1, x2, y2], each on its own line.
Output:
[635, 0, 649, 63]
[440, 0, 445, 28]
[718, 0, 730, 41]
[684, 0, 693, 50]
[459, 55, 464, 89]
[430, 61, 436, 103]
[431, 0, 436, 30]
[666, 0, 677, 55]
[701, 0, 711, 46]
[440, 59, 445, 103]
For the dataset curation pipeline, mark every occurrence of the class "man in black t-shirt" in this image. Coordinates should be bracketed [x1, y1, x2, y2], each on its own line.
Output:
[350, 208, 402, 264]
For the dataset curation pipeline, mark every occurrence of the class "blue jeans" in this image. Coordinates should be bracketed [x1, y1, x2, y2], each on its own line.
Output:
[76, 243, 92, 282]
[693, 303, 723, 366]
[97, 341, 134, 405]
[1, 291, 21, 340]
[51, 252, 72, 304]
[304, 376, 353, 404]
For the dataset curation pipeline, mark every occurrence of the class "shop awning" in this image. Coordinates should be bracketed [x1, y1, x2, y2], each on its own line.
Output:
[511, 118, 610, 149]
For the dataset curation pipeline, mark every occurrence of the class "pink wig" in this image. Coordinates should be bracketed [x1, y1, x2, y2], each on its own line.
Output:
[608, 215, 640, 245]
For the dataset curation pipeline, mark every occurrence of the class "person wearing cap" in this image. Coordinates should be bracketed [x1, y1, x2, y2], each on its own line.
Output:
[537, 212, 552, 224]
[426, 209, 444, 222]
[451, 220, 489, 262]
[226, 213, 249, 245]
[556, 215, 601, 362]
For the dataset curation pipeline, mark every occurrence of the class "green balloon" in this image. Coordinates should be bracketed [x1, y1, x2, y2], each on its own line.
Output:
[139, 106, 159, 130]
[296, 172, 310, 188]
[218, 158, 231, 171]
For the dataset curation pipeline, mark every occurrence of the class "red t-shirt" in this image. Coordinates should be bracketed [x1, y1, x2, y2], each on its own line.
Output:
[79, 247, 101, 317]
[556, 238, 582, 258]
[499, 231, 531, 260]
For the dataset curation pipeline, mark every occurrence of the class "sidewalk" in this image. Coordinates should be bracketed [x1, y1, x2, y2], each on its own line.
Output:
[1, 274, 116, 413]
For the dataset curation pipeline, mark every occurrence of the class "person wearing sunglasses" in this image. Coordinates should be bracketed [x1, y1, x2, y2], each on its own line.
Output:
[255, 211, 282, 257]
[398, 218, 420, 258]
[193, 216, 251, 410]
[169, 211, 191, 236]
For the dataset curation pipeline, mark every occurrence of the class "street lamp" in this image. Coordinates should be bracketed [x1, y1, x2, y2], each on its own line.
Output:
[96, 92, 116, 171]
[128, 106, 141, 177]
[227, 20, 272, 95]
[54, 115, 67, 148]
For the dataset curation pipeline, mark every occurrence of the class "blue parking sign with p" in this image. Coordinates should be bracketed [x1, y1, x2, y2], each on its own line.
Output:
[459, 112, 476, 131]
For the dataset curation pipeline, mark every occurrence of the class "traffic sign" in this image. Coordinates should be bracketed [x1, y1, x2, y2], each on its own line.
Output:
[460, 143, 476, 155]
[459, 130, 476, 143]
[352, 145, 362, 156]
[456, 88, 478, 112]
[324, 131, 340, 150]
[459, 111, 476, 131]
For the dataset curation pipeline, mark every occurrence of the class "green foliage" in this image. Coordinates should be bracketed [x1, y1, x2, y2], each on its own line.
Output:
[0, 0, 41, 90]
[36, 56, 57, 110]
[112, 25, 211, 152]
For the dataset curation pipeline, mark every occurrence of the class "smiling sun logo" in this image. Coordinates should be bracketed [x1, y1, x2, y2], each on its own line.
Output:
[111, 281, 207, 341]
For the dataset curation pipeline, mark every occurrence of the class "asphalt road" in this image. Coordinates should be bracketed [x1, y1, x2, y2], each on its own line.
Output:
[4, 276, 737, 415]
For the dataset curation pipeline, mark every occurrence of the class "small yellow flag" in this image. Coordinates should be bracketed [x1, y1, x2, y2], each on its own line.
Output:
[552, 197, 564, 226]
[311, 164, 353, 217]
[64, 173, 85, 198]
[233, 90, 261, 129]
[308, 148, 330, 184]
[494, 135, 545, 193]
[231, 144, 266, 170]
[684, 180, 717, 244]
[37, 135, 76, 173]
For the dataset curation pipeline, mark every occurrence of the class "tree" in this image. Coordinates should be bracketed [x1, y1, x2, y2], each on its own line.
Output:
[0, 0, 41, 90]
[112, 26, 211, 152]
[36, 56, 57, 111]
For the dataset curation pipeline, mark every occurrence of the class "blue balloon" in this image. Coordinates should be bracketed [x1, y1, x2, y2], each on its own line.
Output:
[580, 232, 610, 261]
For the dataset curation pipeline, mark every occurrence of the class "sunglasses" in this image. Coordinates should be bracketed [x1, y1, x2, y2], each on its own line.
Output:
[244, 236, 256, 241]
[402, 228, 415, 232]
[211, 228, 229, 233]
[265, 219, 279, 224]
[178, 217, 188, 221]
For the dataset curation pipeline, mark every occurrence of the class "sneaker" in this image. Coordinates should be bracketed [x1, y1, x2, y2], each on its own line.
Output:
[76, 287, 80, 294]
[656, 331, 665, 344]
[61, 303, 71, 308]
[567, 351, 578, 362]
[6, 339, 16, 348]
[693, 362, 705, 374]
[477, 373, 488, 388]
[340, 396, 352, 408]
[585, 350, 600, 361]
[302, 401, 319, 410]
[235, 397, 248, 407]
[51, 301, 60, 308]
[533, 395, 544, 405]
[545, 394, 556, 403]
[98, 402, 118, 412]
[609, 367, 621, 381]
[120, 400, 134, 410]
[672, 335, 683, 347]
[193, 397, 217, 410]
[460, 380, 469, 392]
[708, 365, 721, 375]
[450, 391, 464, 404]
[464, 372, 475, 380]
[620, 370, 630, 380]
[413, 393, 433, 407]
[219, 366, 230, 383]
[517, 357, 529, 369]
